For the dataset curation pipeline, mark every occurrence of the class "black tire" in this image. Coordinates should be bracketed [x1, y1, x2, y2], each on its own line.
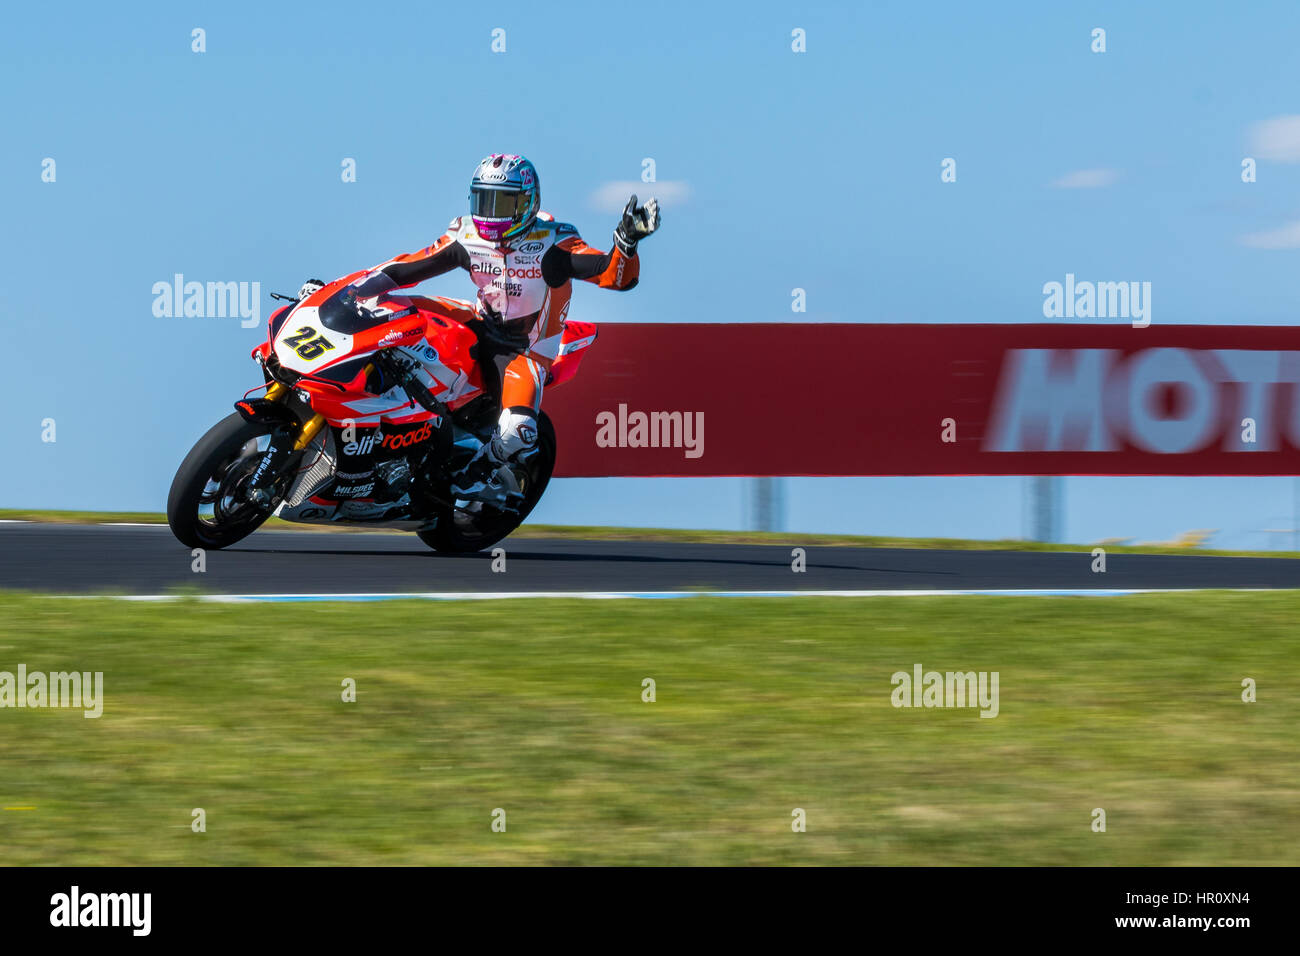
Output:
[418, 412, 556, 553]
[167, 413, 286, 550]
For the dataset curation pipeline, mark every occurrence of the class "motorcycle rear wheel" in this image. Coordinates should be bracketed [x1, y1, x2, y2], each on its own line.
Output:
[418, 412, 556, 553]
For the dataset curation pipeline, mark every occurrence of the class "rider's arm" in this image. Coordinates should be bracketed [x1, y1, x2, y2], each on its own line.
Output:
[350, 226, 471, 298]
[542, 229, 640, 290]
[379, 235, 470, 287]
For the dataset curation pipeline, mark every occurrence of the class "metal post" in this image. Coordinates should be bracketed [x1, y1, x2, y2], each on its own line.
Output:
[1029, 476, 1062, 543]
[750, 477, 785, 532]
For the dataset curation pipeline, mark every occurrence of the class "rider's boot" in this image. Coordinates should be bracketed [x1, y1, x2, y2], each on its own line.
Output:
[449, 435, 517, 504]
[450, 404, 537, 504]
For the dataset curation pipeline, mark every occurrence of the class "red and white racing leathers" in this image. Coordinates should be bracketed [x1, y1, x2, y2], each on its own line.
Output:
[358, 212, 639, 456]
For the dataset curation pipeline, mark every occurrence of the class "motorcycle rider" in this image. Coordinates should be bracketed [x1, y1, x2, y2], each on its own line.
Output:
[342, 153, 660, 502]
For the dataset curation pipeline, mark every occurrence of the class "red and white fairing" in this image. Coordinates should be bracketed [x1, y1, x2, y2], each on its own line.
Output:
[255, 271, 596, 431]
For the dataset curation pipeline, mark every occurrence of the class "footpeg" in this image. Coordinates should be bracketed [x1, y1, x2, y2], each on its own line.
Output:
[451, 463, 522, 508]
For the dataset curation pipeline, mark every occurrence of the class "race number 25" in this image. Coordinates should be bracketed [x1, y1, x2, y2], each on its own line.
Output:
[284, 326, 336, 360]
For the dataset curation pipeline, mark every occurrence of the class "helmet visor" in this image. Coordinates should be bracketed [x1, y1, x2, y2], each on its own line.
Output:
[470, 186, 528, 220]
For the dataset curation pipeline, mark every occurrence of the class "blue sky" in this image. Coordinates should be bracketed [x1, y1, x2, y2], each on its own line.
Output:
[3, 0, 1300, 548]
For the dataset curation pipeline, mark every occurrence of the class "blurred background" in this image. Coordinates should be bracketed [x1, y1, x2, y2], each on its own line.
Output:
[3, 0, 1300, 548]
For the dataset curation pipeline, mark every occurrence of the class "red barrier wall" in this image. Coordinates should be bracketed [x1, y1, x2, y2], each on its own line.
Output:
[545, 323, 1300, 477]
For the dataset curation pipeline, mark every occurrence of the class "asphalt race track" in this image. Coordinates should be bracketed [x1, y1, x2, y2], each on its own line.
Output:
[0, 523, 1297, 597]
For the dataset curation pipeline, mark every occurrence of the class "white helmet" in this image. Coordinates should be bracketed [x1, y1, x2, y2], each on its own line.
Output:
[469, 153, 541, 242]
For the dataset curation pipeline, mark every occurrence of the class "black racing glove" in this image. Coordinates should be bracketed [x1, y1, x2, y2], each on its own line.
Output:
[613, 194, 660, 256]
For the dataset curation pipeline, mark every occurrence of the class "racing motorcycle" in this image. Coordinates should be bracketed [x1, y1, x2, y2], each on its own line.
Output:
[166, 273, 596, 552]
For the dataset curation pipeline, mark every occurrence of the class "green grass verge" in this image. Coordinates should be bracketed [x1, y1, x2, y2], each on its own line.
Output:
[2, 509, 1296, 557]
[0, 592, 1295, 865]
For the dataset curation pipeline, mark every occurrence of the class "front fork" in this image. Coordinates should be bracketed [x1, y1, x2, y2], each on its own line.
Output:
[262, 382, 328, 451]
[264, 356, 381, 451]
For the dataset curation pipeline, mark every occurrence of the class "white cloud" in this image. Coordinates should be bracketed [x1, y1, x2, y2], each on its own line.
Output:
[589, 180, 691, 214]
[1238, 220, 1300, 249]
[1050, 168, 1120, 189]
[1248, 115, 1300, 162]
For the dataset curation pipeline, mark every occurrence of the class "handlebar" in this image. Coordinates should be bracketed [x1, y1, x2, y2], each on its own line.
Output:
[371, 349, 446, 416]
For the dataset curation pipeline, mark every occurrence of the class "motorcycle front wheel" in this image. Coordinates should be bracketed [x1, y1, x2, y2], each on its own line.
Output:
[167, 412, 290, 550]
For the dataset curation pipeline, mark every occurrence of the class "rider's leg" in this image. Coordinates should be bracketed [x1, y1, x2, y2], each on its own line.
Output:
[494, 354, 544, 460]
[450, 353, 544, 498]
